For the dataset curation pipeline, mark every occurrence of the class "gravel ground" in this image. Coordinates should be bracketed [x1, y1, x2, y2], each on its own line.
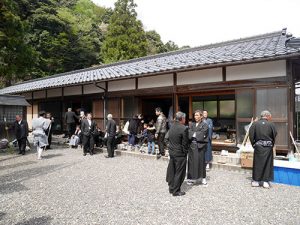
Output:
[0, 147, 300, 225]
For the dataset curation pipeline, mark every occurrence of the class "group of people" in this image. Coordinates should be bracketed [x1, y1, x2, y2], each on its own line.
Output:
[13, 112, 53, 157]
[13, 106, 277, 194]
[166, 109, 277, 197]
[65, 108, 118, 158]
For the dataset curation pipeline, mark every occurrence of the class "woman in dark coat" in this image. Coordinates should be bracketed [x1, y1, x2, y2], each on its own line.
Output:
[187, 110, 209, 185]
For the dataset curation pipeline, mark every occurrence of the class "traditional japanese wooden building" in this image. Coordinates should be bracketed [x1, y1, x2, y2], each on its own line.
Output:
[1, 28, 300, 154]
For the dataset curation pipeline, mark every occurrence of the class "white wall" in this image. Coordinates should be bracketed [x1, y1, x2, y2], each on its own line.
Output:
[226, 60, 286, 81]
[177, 68, 222, 85]
[83, 83, 105, 94]
[64, 86, 82, 96]
[108, 79, 135, 91]
[138, 73, 173, 89]
[47, 88, 62, 98]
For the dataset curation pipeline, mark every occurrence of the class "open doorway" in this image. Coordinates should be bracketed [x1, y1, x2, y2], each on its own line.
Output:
[141, 97, 172, 124]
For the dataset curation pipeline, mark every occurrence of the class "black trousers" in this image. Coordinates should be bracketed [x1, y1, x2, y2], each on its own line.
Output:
[157, 132, 166, 155]
[82, 135, 94, 154]
[107, 136, 115, 157]
[166, 156, 187, 194]
[47, 131, 52, 148]
[17, 138, 27, 154]
[67, 123, 76, 139]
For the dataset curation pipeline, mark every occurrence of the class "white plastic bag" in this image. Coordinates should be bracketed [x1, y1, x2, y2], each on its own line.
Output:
[122, 121, 129, 135]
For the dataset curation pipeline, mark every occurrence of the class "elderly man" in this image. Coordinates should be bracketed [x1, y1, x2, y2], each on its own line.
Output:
[14, 115, 29, 155]
[105, 114, 116, 158]
[166, 111, 189, 196]
[249, 110, 277, 189]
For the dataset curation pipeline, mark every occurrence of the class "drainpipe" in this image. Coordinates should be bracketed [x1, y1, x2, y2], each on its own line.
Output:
[94, 82, 107, 129]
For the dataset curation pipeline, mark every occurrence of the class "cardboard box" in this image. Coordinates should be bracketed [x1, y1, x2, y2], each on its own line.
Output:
[240, 152, 253, 168]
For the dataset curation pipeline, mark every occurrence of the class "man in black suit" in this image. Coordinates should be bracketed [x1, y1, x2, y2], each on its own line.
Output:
[14, 115, 29, 155]
[65, 108, 78, 139]
[81, 113, 97, 156]
[105, 114, 116, 158]
[166, 111, 189, 196]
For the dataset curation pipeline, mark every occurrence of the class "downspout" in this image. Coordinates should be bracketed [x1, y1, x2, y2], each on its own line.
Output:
[94, 82, 107, 129]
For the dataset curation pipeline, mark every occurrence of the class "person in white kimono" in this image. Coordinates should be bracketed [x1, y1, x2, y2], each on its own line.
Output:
[32, 111, 51, 160]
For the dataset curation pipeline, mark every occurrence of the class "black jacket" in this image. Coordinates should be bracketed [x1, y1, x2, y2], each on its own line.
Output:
[166, 121, 189, 157]
[65, 111, 78, 124]
[14, 120, 29, 140]
[106, 119, 116, 137]
[128, 118, 139, 135]
[189, 121, 209, 149]
[81, 119, 96, 136]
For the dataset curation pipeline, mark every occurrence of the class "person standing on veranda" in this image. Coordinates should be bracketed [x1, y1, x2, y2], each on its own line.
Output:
[249, 110, 277, 189]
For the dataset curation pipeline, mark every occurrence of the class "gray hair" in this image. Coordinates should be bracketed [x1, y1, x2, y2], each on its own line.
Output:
[175, 111, 186, 121]
[107, 114, 113, 120]
[261, 110, 271, 118]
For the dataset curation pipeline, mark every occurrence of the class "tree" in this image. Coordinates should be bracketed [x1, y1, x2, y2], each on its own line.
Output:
[0, 0, 35, 86]
[145, 30, 165, 55]
[163, 40, 179, 52]
[101, 0, 148, 64]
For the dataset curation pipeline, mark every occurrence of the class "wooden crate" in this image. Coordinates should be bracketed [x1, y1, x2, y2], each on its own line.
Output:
[240, 152, 253, 168]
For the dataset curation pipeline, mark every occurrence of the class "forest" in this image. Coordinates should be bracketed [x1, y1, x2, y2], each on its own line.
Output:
[0, 0, 184, 87]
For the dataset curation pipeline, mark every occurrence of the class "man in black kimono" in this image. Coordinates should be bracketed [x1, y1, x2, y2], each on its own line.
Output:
[14, 115, 29, 155]
[81, 113, 97, 156]
[187, 110, 209, 185]
[166, 111, 189, 196]
[249, 110, 277, 189]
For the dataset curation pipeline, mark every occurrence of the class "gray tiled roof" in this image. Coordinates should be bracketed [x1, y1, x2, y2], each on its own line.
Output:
[1, 29, 300, 94]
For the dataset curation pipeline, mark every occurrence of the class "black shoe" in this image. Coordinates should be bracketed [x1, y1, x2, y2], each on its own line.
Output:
[172, 191, 185, 197]
[83, 153, 87, 156]
[22, 152, 25, 155]
[18, 152, 22, 154]
[90, 152, 94, 156]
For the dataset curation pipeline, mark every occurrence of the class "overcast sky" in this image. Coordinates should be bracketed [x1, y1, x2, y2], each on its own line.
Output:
[92, 0, 300, 47]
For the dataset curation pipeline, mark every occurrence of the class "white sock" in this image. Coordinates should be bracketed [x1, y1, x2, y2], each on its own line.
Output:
[37, 147, 43, 159]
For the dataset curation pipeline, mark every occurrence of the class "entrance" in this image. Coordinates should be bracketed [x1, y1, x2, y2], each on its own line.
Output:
[141, 97, 172, 124]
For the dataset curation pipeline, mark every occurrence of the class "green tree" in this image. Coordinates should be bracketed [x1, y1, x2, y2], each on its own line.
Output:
[145, 30, 166, 55]
[163, 40, 179, 52]
[0, 0, 35, 86]
[101, 0, 148, 64]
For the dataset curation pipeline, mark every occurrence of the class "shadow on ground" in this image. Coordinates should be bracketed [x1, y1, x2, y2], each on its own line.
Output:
[0, 163, 72, 195]
[0, 212, 6, 220]
[14, 216, 53, 225]
[0, 161, 37, 171]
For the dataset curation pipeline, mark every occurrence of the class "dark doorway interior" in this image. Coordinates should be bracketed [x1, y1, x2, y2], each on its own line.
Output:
[141, 97, 172, 124]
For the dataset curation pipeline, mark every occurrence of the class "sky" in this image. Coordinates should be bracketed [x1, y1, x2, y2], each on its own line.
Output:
[91, 0, 300, 48]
